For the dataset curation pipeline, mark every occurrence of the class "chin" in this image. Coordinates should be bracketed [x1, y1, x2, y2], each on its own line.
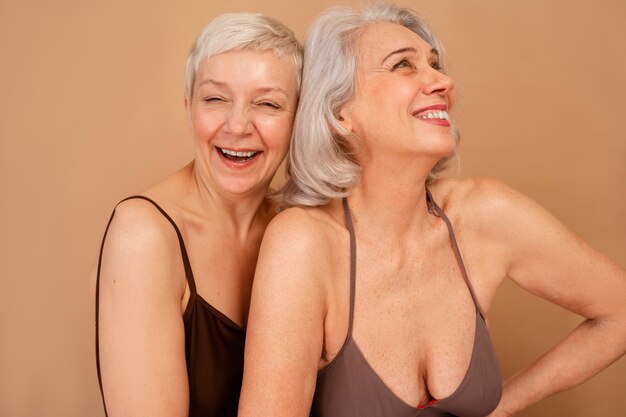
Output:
[422, 136, 457, 158]
[217, 177, 269, 197]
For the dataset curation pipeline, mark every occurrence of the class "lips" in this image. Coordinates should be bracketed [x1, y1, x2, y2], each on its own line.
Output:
[216, 146, 262, 165]
[412, 104, 450, 126]
[417, 109, 449, 119]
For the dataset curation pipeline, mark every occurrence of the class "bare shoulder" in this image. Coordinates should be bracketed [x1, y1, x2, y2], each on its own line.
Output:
[429, 177, 539, 232]
[242, 206, 337, 415]
[429, 177, 521, 212]
[107, 197, 179, 253]
[97, 197, 190, 416]
[257, 203, 345, 295]
[99, 197, 185, 297]
[264, 204, 343, 254]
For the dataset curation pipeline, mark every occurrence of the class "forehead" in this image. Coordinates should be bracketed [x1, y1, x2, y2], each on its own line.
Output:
[354, 22, 434, 63]
[196, 49, 297, 93]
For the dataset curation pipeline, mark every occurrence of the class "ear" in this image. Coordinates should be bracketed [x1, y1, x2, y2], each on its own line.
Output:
[184, 95, 193, 129]
[336, 104, 354, 133]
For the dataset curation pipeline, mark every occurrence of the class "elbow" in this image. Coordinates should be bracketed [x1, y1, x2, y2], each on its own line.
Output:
[591, 311, 626, 357]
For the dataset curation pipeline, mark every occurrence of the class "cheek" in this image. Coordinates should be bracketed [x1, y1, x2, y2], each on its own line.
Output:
[380, 82, 415, 109]
[355, 80, 415, 123]
[447, 91, 456, 112]
[255, 116, 293, 148]
[190, 109, 222, 139]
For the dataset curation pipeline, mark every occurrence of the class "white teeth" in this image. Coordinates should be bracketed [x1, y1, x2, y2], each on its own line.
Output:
[419, 110, 449, 120]
[220, 148, 257, 158]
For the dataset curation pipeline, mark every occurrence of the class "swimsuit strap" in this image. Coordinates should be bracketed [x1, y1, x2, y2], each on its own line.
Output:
[116, 196, 197, 294]
[95, 195, 197, 417]
[425, 188, 486, 318]
[342, 197, 357, 338]
[95, 203, 117, 417]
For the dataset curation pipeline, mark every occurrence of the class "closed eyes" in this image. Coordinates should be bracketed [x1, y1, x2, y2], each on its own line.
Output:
[203, 96, 225, 103]
[257, 101, 281, 110]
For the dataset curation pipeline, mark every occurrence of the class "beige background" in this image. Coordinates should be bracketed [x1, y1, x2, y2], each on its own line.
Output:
[1, 0, 624, 416]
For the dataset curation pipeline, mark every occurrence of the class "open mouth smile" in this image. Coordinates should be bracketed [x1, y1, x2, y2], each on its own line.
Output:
[412, 105, 451, 126]
[217, 146, 261, 163]
[415, 110, 449, 120]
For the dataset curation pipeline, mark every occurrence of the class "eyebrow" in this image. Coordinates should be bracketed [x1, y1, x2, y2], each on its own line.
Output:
[255, 87, 290, 97]
[196, 79, 289, 97]
[197, 79, 227, 89]
[381, 47, 440, 64]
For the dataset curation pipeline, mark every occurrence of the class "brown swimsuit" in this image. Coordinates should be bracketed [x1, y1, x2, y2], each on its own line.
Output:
[311, 192, 502, 417]
[95, 196, 245, 417]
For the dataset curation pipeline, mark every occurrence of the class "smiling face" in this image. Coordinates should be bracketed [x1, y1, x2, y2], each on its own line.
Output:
[187, 49, 298, 197]
[339, 22, 456, 166]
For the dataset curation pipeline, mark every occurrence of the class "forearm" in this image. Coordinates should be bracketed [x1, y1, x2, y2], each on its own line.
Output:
[497, 318, 626, 416]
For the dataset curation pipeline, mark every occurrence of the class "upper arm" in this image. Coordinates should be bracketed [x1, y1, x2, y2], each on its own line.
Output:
[97, 200, 189, 417]
[239, 209, 327, 417]
[474, 178, 626, 321]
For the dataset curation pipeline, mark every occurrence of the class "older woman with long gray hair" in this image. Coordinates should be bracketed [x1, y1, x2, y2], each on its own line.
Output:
[238, 3, 626, 417]
[93, 13, 301, 417]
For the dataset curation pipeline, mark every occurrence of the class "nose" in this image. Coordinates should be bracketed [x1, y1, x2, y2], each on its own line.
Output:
[224, 103, 253, 136]
[423, 69, 455, 98]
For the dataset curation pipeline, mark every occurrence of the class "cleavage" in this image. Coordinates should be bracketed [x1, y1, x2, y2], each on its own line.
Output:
[350, 278, 477, 406]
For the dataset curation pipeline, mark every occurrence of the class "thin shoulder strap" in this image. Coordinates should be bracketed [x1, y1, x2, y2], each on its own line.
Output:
[95, 202, 116, 417]
[118, 196, 196, 293]
[425, 188, 486, 318]
[342, 197, 357, 337]
[95, 196, 196, 417]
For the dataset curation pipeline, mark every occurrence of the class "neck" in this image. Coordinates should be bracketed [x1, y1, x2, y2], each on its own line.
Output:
[188, 162, 271, 241]
[347, 153, 435, 240]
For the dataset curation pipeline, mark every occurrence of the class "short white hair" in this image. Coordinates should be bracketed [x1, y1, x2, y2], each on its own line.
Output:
[280, 2, 459, 207]
[185, 13, 303, 100]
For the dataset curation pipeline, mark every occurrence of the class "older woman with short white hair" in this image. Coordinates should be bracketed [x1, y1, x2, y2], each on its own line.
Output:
[94, 13, 301, 417]
[239, 3, 626, 417]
